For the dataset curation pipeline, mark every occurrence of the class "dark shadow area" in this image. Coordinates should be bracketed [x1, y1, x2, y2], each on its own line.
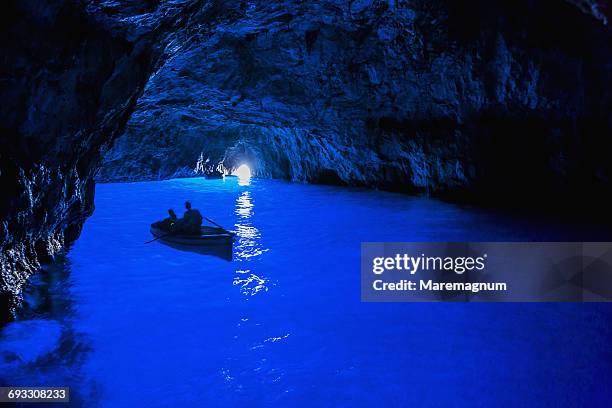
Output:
[0, 253, 97, 406]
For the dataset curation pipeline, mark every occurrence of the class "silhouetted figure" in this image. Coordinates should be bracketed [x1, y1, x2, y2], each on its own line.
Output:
[153, 209, 178, 232]
[182, 201, 203, 235]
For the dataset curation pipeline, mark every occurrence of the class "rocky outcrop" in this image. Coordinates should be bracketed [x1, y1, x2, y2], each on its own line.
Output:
[99, 0, 612, 207]
[567, 0, 609, 24]
[0, 0, 212, 321]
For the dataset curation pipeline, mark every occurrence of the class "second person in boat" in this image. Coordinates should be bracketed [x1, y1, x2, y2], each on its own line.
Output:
[180, 201, 203, 235]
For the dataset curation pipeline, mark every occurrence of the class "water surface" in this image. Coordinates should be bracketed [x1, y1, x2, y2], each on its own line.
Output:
[1, 177, 611, 407]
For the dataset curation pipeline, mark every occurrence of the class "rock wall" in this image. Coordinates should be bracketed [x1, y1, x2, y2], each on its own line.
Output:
[99, 0, 612, 207]
[0, 0, 211, 320]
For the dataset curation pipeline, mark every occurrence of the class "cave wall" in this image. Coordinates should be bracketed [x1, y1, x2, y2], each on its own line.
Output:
[0, 0, 211, 320]
[99, 0, 612, 205]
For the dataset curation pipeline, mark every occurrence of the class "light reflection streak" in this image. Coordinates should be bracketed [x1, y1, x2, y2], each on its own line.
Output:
[233, 270, 268, 296]
[233, 190, 269, 296]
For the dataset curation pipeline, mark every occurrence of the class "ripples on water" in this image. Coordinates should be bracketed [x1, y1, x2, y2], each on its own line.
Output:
[1, 177, 611, 407]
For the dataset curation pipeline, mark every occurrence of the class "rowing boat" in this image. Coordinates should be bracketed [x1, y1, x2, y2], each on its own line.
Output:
[149, 225, 235, 246]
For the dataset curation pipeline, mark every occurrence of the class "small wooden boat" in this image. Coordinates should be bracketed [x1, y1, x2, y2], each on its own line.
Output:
[149, 225, 235, 246]
[149, 224, 234, 261]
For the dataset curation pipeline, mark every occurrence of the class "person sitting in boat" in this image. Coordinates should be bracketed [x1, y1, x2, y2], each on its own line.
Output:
[153, 209, 178, 232]
[181, 201, 203, 234]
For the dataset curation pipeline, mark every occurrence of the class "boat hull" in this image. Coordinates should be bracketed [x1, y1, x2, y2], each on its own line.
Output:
[150, 226, 235, 246]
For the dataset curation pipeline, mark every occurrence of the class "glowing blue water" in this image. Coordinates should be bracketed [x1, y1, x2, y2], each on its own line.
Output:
[1, 177, 611, 407]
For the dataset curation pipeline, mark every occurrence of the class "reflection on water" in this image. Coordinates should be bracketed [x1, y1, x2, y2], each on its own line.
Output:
[233, 190, 270, 296]
[235, 191, 254, 219]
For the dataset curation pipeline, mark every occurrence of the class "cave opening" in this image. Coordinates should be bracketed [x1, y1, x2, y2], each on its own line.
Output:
[232, 164, 252, 181]
[219, 141, 260, 180]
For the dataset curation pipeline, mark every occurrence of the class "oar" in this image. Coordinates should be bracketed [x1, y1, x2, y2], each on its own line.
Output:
[144, 232, 172, 244]
[205, 217, 226, 230]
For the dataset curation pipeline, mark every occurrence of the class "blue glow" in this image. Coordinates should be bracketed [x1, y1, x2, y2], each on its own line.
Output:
[1, 178, 610, 406]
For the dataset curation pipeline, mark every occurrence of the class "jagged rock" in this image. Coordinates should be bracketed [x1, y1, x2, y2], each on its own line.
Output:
[0, 0, 209, 320]
[99, 0, 611, 206]
[567, 0, 609, 24]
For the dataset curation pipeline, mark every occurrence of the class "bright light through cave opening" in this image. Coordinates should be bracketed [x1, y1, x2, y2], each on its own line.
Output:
[232, 164, 252, 180]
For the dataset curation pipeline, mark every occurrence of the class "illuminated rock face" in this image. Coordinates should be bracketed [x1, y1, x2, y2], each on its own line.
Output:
[567, 0, 609, 24]
[0, 0, 610, 318]
[99, 0, 612, 199]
